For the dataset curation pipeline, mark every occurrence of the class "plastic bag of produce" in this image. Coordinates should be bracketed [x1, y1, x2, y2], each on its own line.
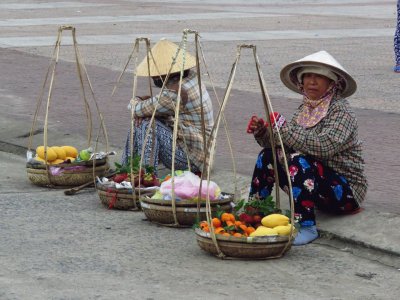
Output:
[159, 171, 221, 200]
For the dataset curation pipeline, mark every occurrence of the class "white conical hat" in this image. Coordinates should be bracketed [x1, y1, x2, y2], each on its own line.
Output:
[280, 50, 357, 98]
[136, 38, 196, 77]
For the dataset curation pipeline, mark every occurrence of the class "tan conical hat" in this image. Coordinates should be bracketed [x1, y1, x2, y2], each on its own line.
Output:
[136, 38, 197, 77]
[280, 50, 357, 98]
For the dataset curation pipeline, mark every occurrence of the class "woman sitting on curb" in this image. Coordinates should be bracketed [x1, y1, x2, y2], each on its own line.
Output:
[247, 51, 368, 246]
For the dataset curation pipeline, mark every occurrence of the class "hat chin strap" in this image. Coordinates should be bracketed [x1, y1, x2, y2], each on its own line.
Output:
[297, 66, 338, 83]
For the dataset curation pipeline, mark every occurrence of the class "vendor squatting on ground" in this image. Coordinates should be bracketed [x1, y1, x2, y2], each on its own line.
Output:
[122, 39, 214, 175]
[247, 51, 368, 246]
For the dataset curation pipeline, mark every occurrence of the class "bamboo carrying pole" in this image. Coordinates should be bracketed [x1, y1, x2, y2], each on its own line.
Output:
[203, 44, 295, 259]
[27, 25, 109, 188]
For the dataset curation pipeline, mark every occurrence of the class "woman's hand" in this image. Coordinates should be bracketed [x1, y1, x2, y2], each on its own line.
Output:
[247, 116, 266, 134]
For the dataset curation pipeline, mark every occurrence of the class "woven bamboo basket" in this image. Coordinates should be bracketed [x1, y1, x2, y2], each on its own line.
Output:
[96, 184, 156, 210]
[195, 228, 292, 259]
[26, 158, 108, 187]
[26, 26, 109, 189]
[140, 195, 233, 227]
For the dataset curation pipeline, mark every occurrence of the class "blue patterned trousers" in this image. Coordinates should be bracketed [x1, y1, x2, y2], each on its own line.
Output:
[122, 119, 199, 175]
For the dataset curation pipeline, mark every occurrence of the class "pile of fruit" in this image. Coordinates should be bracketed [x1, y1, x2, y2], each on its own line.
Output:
[33, 145, 82, 165]
[198, 195, 296, 238]
[111, 155, 160, 187]
[199, 213, 294, 238]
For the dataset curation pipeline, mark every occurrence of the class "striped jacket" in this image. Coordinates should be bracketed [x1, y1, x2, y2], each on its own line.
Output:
[133, 70, 214, 169]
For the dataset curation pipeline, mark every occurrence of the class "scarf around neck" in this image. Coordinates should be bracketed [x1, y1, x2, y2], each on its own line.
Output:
[297, 85, 337, 128]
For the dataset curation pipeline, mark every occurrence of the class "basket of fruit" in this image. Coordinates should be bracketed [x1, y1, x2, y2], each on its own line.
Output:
[140, 171, 234, 227]
[26, 26, 109, 189]
[96, 155, 159, 210]
[195, 196, 297, 259]
[26, 146, 109, 187]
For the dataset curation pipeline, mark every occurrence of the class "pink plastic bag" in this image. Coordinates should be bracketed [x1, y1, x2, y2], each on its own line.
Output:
[159, 171, 221, 200]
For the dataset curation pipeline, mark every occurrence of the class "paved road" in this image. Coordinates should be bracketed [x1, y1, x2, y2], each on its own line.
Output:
[1, 1, 400, 299]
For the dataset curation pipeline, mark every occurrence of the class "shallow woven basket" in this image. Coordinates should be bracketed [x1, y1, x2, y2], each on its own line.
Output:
[195, 228, 292, 259]
[140, 195, 233, 227]
[26, 158, 108, 187]
[97, 184, 156, 210]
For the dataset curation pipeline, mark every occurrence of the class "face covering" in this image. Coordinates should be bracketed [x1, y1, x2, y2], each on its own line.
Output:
[296, 84, 337, 128]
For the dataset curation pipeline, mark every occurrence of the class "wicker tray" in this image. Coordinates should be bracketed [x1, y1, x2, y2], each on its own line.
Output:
[140, 194, 234, 227]
[195, 228, 292, 259]
[26, 158, 108, 187]
[96, 184, 156, 210]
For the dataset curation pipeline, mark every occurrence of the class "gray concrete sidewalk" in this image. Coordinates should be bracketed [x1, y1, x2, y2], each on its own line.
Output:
[2, 145, 399, 269]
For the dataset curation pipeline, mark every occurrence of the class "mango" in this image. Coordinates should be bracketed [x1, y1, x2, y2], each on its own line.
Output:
[274, 224, 295, 236]
[250, 226, 278, 237]
[261, 214, 289, 228]
[50, 159, 65, 165]
[34, 156, 46, 163]
[51, 146, 67, 160]
[36, 146, 57, 161]
[62, 146, 78, 158]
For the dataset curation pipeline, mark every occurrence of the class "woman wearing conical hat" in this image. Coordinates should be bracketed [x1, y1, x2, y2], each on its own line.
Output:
[122, 39, 214, 174]
[247, 51, 367, 245]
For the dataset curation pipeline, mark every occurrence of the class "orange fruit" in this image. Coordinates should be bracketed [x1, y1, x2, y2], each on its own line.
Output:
[226, 220, 234, 227]
[228, 213, 236, 222]
[222, 232, 231, 237]
[221, 213, 231, 222]
[239, 224, 248, 232]
[234, 221, 243, 227]
[233, 232, 243, 238]
[212, 218, 222, 228]
[199, 221, 208, 229]
[202, 226, 210, 232]
[214, 227, 225, 234]
[246, 226, 256, 235]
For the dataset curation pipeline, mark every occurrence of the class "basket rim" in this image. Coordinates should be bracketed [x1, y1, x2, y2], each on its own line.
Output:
[26, 158, 108, 169]
[141, 192, 234, 207]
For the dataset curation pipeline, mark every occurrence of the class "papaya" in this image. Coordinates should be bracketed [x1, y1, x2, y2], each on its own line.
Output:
[62, 146, 78, 158]
[261, 214, 289, 228]
[36, 146, 57, 161]
[249, 226, 278, 237]
[51, 146, 67, 160]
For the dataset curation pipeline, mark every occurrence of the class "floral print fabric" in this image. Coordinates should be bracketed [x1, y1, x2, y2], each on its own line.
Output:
[249, 148, 360, 226]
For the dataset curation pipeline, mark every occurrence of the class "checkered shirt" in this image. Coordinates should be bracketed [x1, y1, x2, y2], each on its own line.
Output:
[255, 98, 368, 203]
[133, 71, 214, 169]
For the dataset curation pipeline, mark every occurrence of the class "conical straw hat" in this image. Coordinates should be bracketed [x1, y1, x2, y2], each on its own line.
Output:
[136, 38, 197, 77]
[280, 50, 357, 98]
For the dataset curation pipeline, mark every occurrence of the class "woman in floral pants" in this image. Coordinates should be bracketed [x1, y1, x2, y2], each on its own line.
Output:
[249, 148, 359, 228]
[247, 51, 367, 245]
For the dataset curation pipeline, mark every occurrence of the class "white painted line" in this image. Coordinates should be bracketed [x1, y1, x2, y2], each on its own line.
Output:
[0, 28, 393, 48]
[0, 12, 289, 27]
[0, 2, 112, 10]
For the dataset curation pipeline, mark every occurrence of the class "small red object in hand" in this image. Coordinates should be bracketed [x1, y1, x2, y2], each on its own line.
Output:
[267, 112, 286, 129]
[246, 115, 265, 134]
